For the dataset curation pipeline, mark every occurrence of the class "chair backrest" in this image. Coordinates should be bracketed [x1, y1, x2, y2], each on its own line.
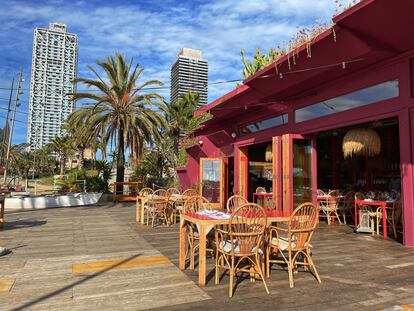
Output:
[376, 191, 388, 201]
[228, 203, 267, 255]
[327, 189, 340, 197]
[226, 195, 248, 212]
[153, 189, 168, 198]
[354, 192, 365, 201]
[256, 187, 266, 194]
[183, 196, 211, 213]
[139, 187, 154, 196]
[182, 188, 197, 197]
[392, 196, 403, 224]
[167, 188, 180, 196]
[317, 189, 326, 196]
[288, 202, 318, 250]
[343, 191, 355, 211]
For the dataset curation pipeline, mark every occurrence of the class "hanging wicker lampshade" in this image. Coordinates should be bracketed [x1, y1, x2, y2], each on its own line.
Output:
[342, 128, 381, 158]
[265, 143, 273, 162]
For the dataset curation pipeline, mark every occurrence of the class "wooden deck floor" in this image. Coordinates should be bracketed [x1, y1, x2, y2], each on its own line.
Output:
[1, 203, 414, 310]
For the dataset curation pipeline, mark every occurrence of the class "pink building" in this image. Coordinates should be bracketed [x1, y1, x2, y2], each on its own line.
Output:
[178, 0, 414, 246]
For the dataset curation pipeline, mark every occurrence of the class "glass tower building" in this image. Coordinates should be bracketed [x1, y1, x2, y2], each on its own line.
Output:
[27, 23, 78, 150]
[171, 48, 208, 105]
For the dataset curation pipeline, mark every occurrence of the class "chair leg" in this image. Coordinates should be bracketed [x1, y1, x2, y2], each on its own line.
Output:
[256, 255, 269, 294]
[288, 252, 294, 288]
[306, 252, 321, 284]
[215, 254, 220, 285]
[335, 211, 342, 224]
[266, 246, 271, 278]
[189, 239, 195, 270]
[229, 257, 234, 298]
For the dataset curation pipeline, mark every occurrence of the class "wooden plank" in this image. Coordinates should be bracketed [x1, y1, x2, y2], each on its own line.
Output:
[0, 279, 15, 293]
[72, 255, 171, 274]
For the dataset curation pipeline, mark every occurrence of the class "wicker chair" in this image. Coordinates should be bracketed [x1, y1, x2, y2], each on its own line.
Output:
[266, 202, 321, 288]
[215, 203, 269, 297]
[354, 192, 379, 234]
[139, 187, 154, 196]
[226, 195, 248, 212]
[256, 187, 266, 193]
[387, 196, 402, 239]
[338, 191, 355, 224]
[182, 188, 197, 197]
[319, 190, 342, 225]
[183, 196, 213, 270]
[146, 194, 172, 227]
[317, 189, 326, 196]
[167, 187, 181, 196]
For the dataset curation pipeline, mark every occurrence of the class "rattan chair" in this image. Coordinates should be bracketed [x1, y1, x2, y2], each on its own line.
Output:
[256, 187, 266, 193]
[182, 188, 197, 197]
[266, 202, 321, 288]
[183, 196, 213, 270]
[215, 203, 269, 297]
[319, 190, 342, 225]
[167, 187, 181, 196]
[139, 187, 154, 196]
[317, 189, 326, 196]
[226, 195, 248, 212]
[338, 191, 355, 224]
[354, 192, 379, 234]
[387, 196, 402, 239]
[146, 194, 172, 228]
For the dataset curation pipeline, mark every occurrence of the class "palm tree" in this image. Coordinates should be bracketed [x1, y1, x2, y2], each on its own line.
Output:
[51, 136, 75, 175]
[167, 92, 200, 158]
[70, 52, 167, 188]
[65, 110, 97, 170]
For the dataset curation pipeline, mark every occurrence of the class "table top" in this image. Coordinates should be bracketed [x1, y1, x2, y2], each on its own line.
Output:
[181, 209, 291, 225]
[355, 199, 394, 206]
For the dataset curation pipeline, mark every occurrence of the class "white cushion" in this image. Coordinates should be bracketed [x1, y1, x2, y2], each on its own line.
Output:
[270, 237, 312, 251]
[218, 240, 263, 255]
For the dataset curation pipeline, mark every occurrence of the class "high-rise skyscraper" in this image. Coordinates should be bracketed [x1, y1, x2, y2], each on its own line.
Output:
[27, 23, 78, 150]
[171, 48, 208, 105]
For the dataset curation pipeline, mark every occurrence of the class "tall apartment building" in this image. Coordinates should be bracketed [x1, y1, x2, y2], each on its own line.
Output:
[27, 22, 78, 150]
[171, 48, 208, 105]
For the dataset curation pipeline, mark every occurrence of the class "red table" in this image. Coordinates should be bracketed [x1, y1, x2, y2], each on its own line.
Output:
[354, 199, 387, 238]
[253, 192, 273, 210]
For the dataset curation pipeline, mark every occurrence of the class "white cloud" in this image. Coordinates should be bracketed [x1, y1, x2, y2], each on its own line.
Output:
[0, 0, 353, 143]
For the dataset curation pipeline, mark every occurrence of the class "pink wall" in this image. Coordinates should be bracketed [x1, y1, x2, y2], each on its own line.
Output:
[179, 52, 414, 246]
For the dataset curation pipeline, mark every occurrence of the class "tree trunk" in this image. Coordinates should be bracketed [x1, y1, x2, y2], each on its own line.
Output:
[60, 156, 65, 175]
[116, 127, 125, 193]
[78, 147, 84, 170]
[173, 130, 180, 160]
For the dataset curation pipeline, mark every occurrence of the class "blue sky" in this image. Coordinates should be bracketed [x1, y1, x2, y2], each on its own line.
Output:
[0, 0, 348, 144]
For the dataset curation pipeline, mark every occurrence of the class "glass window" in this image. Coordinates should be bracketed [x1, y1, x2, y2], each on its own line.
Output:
[295, 80, 399, 123]
[241, 114, 288, 135]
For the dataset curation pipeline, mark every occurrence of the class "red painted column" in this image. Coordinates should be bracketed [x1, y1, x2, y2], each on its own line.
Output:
[399, 108, 414, 247]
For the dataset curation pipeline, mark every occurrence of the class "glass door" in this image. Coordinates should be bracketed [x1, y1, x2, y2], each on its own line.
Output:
[282, 134, 317, 212]
[200, 158, 225, 208]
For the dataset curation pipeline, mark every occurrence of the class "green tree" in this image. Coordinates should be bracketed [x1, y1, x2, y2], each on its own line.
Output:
[70, 52, 167, 188]
[51, 136, 75, 175]
[167, 92, 200, 158]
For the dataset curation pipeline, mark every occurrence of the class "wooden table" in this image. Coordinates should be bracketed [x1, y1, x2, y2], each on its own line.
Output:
[179, 210, 291, 286]
[354, 199, 387, 238]
[136, 194, 188, 224]
[0, 194, 5, 230]
[253, 192, 273, 209]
